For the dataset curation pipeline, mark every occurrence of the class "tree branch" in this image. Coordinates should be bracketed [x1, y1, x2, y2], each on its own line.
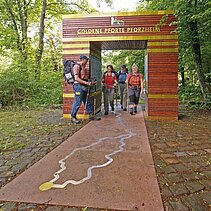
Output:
[16, 0, 28, 59]
[3, 0, 22, 51]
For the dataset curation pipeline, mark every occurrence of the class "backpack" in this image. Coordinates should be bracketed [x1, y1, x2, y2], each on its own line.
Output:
[103, 71, 116, 83]
[63, 60, 82, 84]
[128, 72, 141, 86]
[117, 70, 127, 82]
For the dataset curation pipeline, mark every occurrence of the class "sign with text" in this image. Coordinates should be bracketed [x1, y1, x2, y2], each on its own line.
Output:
[77, 26, 160, 35]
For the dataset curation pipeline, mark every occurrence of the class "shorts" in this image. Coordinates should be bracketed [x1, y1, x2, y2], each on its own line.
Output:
[128, 88, 140, 105]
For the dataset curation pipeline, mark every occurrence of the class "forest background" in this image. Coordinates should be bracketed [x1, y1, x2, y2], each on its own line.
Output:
[0, 0, 210, 109]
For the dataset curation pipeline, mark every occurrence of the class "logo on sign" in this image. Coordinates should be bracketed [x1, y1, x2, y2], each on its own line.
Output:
[111, 16, 124, 26]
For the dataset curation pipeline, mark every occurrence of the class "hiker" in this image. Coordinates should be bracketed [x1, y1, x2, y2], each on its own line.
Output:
[117, 64, 128, 111]
[70, 55, 96, 124]
[102, 65, 117, 115]
[126, 64, 143, 115]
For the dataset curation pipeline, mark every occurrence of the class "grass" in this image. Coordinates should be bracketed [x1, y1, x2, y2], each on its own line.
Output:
[0, 109, 60, 153]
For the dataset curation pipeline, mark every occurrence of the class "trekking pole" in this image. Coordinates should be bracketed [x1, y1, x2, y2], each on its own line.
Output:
[82, 85, 91, 122]
[111, 85, 117, 116]
[92, 81, 101, 121]
[93, 82, 96, 116]
[115, 85, 118, 109]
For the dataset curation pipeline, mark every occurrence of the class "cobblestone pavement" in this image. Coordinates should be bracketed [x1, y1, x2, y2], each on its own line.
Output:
[0, 108, 211, 211]
[0, 109, 109, 211]
[145, 110, 211, 211]
[0, 109, 84, 189]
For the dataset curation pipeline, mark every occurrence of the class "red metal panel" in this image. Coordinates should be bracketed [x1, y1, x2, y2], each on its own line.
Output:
[62, 12, 178, 119]
[63, 14, 177, 38]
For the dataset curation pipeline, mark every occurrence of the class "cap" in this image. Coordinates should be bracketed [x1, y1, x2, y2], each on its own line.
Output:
[121, 64, 126, 68]
[80, 55, 89, 60]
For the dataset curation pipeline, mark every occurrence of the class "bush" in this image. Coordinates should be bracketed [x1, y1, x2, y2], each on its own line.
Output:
[0, 66, 62, 108]
[23, 71, 62, 107]
[179, 85, 201, 102]
[0, 69, 28, 107]
[179, 85, 211, 110]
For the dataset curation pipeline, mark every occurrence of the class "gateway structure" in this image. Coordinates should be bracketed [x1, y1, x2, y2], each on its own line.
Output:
[62, 11, 178, 120]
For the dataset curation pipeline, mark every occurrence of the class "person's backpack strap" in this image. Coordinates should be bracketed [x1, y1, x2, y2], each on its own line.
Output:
[128, 72, 133, 86]
[116, 70, 120, 80]
[118, 70, 127, 82]
[111, 72, 115, 82]
[74, 63, 82, 78]
[102, 71, 107, 81]
[103, 71, 115, 83]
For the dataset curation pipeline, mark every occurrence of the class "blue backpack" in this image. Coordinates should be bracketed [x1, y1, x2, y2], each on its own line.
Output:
[117, 69, 128, 82]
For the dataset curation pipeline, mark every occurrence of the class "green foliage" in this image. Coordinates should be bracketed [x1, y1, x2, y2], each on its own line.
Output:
[137, 0, 211, 103]
[0, 0, 210, 109]
[179, 85, 202, 103]
[0, 62, 30, 107]
[23, 71, 63, 107]
[0, 64, 62, 108]
[102, 50, 145, 73]
[179, 85, 211, 110]
[0, 0, 113, 109]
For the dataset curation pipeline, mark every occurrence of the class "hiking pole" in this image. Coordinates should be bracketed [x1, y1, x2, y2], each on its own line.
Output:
[111, 85, 117, 116]
[93, 81, 96, 116]
[93, 80, 101, 121]
[115, 85, 118, 109]
[92, 77, 97, 117]
[127, 96, 130, 113]
[82, 84, 91, 123]
[83, 78, 101, 121]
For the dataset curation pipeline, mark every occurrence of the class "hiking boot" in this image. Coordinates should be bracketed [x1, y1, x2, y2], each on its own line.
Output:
[89, 116, 101, 121]
[71, 117, 81, 124]
[89, 114, 95, 120]
[129, 108, 134, 115]
[134, 107, 137, 113]
[123, 108, 127, 111]
[104, 111, 108, 115]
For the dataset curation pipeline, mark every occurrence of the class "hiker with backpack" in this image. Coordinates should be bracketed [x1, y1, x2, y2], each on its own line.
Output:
[69, 55, 96, 124]
[126, 64, 143, 115]
[102, 65, 117, 115]
[117, 64, 128, 111]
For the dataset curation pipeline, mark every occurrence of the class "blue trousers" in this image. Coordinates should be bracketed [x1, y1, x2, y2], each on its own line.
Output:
[71, 84, 93, 118]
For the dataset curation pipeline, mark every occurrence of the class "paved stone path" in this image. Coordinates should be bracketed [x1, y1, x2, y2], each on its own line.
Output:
[145, 110, 211, 210]
[0, 108, 210, 211]
[0, 109, 84, 189]
[0, 111, 163, 210]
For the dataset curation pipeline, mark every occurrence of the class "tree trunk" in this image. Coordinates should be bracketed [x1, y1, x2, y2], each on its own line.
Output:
[35, 0, 47, 80]
[181, 67, 185, 87]
[22, 0, 28, 60]
[188, 20, 209, 100]
[187, 0, 209, 100]
[3, 0, 22, 53]
[47, 35, 60, 71]
[17, 0, 28, 61]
